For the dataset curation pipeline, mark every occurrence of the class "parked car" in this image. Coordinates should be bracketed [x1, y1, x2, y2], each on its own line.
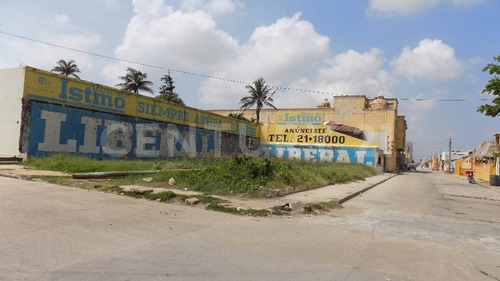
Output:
[407, 163, 417, 171]
[432, 165, 439, 171]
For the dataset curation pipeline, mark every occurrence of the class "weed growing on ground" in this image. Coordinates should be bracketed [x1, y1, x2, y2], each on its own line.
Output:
[22, 154, 377, 197]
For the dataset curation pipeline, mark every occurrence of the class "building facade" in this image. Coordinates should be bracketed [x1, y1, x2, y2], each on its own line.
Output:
[0, 66, 259, 159]
[211, 94, 407, 172]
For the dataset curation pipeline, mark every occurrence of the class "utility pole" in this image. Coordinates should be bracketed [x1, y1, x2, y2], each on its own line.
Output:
[448, 137, 452, 173]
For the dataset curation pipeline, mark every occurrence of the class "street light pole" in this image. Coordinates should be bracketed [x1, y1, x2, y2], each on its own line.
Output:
[448, 137, 452, 173]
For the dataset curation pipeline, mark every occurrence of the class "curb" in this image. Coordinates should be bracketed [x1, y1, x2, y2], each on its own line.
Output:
[0, 157, 23, 165]
[476, 180, 500, 193]
[271, 185, 326, 197]
[338, 174, 397, 204]
[72, 168, 205, 179]
[271, 174, 398, 198]
[0, 173, 23, 180]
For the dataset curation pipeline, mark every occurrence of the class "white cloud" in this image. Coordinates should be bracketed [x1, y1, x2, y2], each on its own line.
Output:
[241, 13, 330, 79]
[197, 12, 330, 108]
[101, 63, 127, 90]
[271, 48, 395, 108]
[104, 0, 239, 81]
[181, 0, 243, 15]
[391, 38, 463, 82]
[317, 48, 391, 89]
[0, 32, 101, 73]
[272, 78, 331, 109]
[54, 14, 70, 24]
[368, 0, 485, 16]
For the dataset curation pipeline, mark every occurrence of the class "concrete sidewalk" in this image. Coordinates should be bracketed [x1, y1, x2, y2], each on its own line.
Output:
[444, 170, 500, 193]
[476, 178, 500, 193]
[216, 173, 396, 211]
[0, 164, 69, 178]
[0, 164, 396, 212]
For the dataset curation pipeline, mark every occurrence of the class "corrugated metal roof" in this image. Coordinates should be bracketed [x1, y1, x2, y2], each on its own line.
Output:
[471, 141, 496, 158]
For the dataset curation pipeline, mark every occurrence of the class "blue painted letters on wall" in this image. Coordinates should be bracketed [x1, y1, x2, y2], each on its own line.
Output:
[261, 144, 376, 166]
[28, 101, 218, 158]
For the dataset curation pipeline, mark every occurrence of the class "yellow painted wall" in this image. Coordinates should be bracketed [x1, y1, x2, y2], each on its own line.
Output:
[24, 67, 258, 137]
[473, 159, 495, 182]
[454, 159, 461, 175]
[211, 95, 406, 172]
[261, 124, 378, 148]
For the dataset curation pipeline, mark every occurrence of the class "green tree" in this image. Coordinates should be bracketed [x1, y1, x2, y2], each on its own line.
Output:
[116, 67, 154, 94]
[155, 72, 185, 105]
[227, 112, 249, 121]
[51, 59, 81, 79]
[240, 77, 277, 125]
[477, 55, 500, 117]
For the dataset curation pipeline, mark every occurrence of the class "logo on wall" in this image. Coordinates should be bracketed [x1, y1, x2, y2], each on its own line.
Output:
[35, 75, 51, 89]
[276, 111, 323, 126]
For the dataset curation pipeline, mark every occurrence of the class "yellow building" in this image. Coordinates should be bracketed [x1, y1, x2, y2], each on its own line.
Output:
[211, 94, 407, 172]
[471, 141, 497, 182]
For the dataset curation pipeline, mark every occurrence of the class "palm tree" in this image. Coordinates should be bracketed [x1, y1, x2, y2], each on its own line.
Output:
[240, 77, 277, 124]
[116, 67, 154, 94]
[51, 59, 81, 79]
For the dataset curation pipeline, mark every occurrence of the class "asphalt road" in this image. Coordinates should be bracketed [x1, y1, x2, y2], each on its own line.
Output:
[1, 170, 499, 281]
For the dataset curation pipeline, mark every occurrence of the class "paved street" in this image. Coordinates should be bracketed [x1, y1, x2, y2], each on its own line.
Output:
[1, 171, 499, 281]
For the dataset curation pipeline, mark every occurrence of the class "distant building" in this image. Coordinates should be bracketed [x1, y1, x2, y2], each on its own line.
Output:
[470, 141, 497, 182]
[442, 151, 471, 172]
[211, 94, 407, 172]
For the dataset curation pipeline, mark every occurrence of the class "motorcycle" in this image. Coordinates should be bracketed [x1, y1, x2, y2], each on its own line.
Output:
[467, 171, 475, 184]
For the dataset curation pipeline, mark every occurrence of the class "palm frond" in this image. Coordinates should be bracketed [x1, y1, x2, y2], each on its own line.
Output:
[116, 67, 154, 94]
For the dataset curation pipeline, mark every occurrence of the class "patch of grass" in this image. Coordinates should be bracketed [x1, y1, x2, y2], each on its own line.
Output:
[144, 191, 177, 202]
[98, 186, 272, 216]
[21, 154, 203, 173]
[311, 200, 341, 211]
[101, 185, 144, 198]
[22, 154, 377, 198]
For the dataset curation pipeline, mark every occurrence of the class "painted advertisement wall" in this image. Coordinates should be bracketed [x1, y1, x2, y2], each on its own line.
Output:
[15, 66, 378, 165]
[24, 101, 224, 158]
[17, 66, 259, 159]
[23, 67, 257, 137]
[260, 111, 378, 166]
[261, 144, 377, 165]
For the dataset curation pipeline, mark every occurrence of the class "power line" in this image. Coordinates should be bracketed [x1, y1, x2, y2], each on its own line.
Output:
[0, 30, 250, 84]
[1, 30, 344, 96]
[0, 30, 492, 102]
[399, 98, 490, 102]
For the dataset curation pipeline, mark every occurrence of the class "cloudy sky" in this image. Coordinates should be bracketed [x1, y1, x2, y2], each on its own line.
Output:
[0, 0, 498, 160]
